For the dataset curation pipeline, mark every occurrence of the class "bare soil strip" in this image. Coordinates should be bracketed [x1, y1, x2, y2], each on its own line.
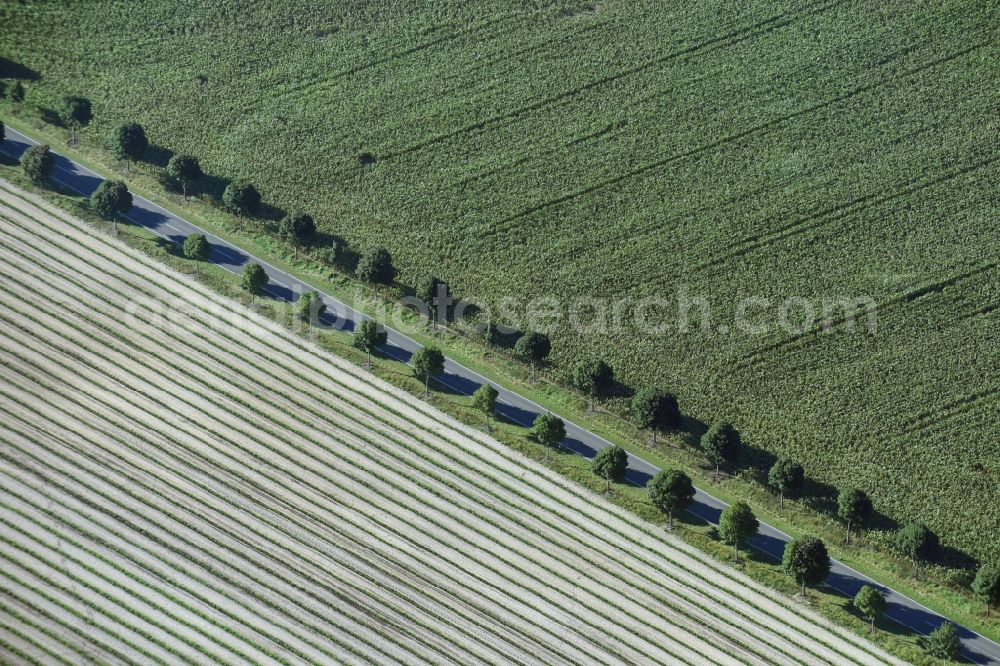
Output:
[0, 181, 903, 665]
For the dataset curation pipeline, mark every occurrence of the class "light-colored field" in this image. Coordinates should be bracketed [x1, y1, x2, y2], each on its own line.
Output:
[0, 180, 902, 665]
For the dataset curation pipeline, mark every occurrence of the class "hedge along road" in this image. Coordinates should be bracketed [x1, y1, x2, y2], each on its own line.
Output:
[2, 125, 997, 665]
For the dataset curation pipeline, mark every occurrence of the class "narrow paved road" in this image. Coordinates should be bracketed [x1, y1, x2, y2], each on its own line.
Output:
[3, 125, 997, 664]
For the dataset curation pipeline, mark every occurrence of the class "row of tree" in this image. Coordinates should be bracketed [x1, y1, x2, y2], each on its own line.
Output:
[14, 96, 997, 647]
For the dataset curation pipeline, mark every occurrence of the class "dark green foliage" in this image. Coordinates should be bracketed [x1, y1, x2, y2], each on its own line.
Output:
[89, 180, 132, 231]
[10, 81, 25, 103]
[108, 123, 147, 169]
[895, 522, 939, 571]
[353, 319, 387, 367]
[783, 537, 831, 594]
[182, 233, 210, 264]
[631, 387, 680, 444]
[166, 153, 202, 199]
[701, 421, 740, 480]
[923, 622, 960, 661]
[570, 355, 613, 411]
[853, 585, 887, 633]
[21, 144, 54, 183]
[241, 262, 268, 299]
[530, 413, 565, 454]
[416, 275, 449, 324]
[837, 487, 872, 544]
[647, 469, 694, 529]
[279, 210, 316, 257]
[356, 246, 395, 287]
[718, 501, 758, 560]
[591, 445, 628, 493]
[972, 564, 1000, 617]
[767, 458, 804, 509]
[471, 384, 499, 430]
[412, 346, 445, 397]
[296, 291, 326, 323]
[222, 181, 261, 228]
[0, 120, 5, 143]
[9, 1, 1000, 563]
[60, 96, 92, 142]
[514, 331, 550, 381]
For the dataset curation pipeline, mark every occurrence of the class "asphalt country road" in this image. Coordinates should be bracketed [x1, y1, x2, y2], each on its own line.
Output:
[2, 125, 997, 664]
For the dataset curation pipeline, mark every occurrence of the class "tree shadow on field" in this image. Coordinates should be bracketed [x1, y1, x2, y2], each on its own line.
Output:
[0, 58, 40, 81]
[152, 235, 183, 257]
[937, 543, 978, 571]
[38, 107, 65, 127]
[145, 143, 174, 169]
[147, 142, 231, 204]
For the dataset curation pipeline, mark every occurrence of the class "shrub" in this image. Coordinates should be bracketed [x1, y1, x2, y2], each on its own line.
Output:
[767, 458, 804, 509]
[783, 537, 830, 594]
[701, 421, 740, 480]
[591, 445, 628, 494]
[571, 356, 614, 411]
[109, 122, 147, 170]
[718, 501, 758, 560]
[21, 144, 54, 183]
[357, 246, 395, 287]
[922, 622, 960, 661]
[631, 387, 680, 444]
[647, 469, 694, 529]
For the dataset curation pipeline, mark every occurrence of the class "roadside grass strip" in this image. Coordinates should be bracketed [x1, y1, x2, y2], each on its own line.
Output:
[0, 181, 903, 665]
[7, 215, 804, 660]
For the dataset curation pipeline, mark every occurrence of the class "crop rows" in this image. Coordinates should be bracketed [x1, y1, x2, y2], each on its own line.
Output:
[5, 0, 997, 559]
[0, 181, 904, 664]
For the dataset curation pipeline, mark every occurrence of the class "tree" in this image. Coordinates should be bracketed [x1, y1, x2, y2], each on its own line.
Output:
[853, 585, 887, 633]
[10, 81, 25, 104]
[471, 384, 499, 431]
[241, 262, 268, 302]
[571, 356, 614, 411]
[90, 180, 132, 233]
[514, 331, 550, 381]
[296, 291, 326, 324]
[895, 522, 938, 577]
[353, 319, 387, 368]
[837, 487, 872, 545]
[416, 275, 449, 328]
[530, 413, 565, 461]
[21, 144, 54, 184]
[166, 154, 202, 200]
[222, 181, 261, 231]
[768, 458, 804, 510]
[783, 536, 831, 595]
[701, 420, 740, 481]
[718, 501, 758, 561]
[972, 564, 1000, 618]
[182, 233, 210, 273]
[647, 469, 695, 529]
[923, 622, 960, 661]
[412, 346, 445, 398]
[631, 387, 680, 445]
[279, 210, 316, 259]
[60, 96, 92, 144]
[109, 123, 147, 171]
[356, 246, 395, 291]
[591, 445, 628, 494]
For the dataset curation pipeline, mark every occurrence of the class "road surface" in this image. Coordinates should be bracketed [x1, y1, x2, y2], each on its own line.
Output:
[2, 125, 997, 664]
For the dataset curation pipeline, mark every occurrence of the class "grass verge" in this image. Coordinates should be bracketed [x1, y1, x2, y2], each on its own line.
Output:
[0, 124, 990, 663]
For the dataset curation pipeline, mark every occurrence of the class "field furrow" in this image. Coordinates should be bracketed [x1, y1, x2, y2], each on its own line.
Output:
[0, 182, 902, 665]
[0, 181, 898, 665]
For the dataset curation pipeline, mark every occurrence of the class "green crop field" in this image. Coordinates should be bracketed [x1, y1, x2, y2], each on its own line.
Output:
[1, 0, 998, 563]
